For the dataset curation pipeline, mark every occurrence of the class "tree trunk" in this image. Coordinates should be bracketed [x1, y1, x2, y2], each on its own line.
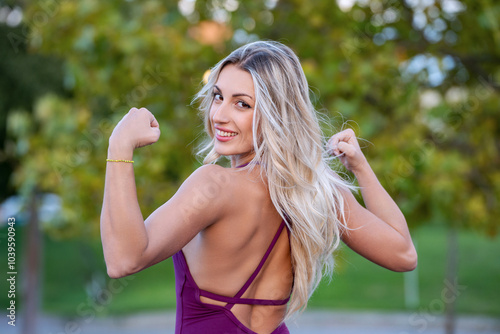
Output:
[444, 227, 458, 334]
[21, 189, 42, 334]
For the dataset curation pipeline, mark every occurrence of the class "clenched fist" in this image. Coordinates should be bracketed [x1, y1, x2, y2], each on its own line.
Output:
[109, 107, 161, 152]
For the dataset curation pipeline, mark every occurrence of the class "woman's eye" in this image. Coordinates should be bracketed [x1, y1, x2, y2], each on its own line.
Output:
[236, 101, 251, 108]
[213, 93, 222, 102]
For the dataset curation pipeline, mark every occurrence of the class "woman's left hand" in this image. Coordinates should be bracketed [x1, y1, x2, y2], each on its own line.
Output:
[327, 128, 368, 173]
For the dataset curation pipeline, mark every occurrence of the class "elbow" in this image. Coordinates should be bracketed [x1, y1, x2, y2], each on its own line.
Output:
[105, 259, 141, 279]
[106, 267, 128, 279]
[102, 245, 148, 279]
[393, 247, 418, 272]
[396, 257, 417, 272]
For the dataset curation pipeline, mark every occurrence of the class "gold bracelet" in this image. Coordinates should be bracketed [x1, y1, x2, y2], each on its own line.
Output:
[106, 159, 134, 163]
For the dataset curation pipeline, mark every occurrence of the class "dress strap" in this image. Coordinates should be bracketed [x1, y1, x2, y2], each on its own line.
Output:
[199, 290, 290, 305]
[224, 219, 286, 309]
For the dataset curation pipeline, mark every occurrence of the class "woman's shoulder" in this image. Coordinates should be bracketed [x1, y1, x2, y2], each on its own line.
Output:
[174, 164, 267, 228]
[188, 163, 238, 184]
[185, 164, 267, 203]
[179, 164, 231, 195]
[191, 163, 228, 178]
[190, 163, 262, 183]
[182, 164, 256, 195]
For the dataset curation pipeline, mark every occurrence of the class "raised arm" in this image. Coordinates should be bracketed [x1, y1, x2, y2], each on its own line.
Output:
[100, 107, 228, 278]
[329, 129, 417, 272]
[101, 107, 160, 278]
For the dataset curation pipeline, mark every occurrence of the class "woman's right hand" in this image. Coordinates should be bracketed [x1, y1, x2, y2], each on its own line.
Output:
[109, 107, 161, 152]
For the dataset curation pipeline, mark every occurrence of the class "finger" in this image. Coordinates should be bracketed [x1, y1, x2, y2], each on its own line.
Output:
[326, 147, 337, 156]
[328, 135, 339, 147]
[343, 128, 356, 136]
[329, 130, 353, 155]
[138, 108, 156, 126]
[330, 129, 354, 145]
[337, 141, 356, 157]
[338, 129, 356, 144]
[328, 132, 346, 148]
[328, 137, 339, 151]
[151, 117, 159, 128]
[328, 139, 341, 156]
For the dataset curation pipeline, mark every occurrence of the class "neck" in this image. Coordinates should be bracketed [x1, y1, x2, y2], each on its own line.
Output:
[230, 153, 256, 168]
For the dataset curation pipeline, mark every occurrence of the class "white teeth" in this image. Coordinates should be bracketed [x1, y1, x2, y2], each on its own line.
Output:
[216, 129, 237, 137]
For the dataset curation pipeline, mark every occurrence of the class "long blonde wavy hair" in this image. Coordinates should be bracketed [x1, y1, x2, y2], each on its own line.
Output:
[195, 41, 354, 318]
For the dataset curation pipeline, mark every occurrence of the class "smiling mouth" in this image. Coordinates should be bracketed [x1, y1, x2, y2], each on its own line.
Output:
[216, 129, 238, 137]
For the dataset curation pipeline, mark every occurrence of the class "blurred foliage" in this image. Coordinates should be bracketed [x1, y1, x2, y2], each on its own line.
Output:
[1, 0, 499, 239]
[0, 23, 67, 200]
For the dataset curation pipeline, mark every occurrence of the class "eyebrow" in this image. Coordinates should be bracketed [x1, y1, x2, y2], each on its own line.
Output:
[214, 85, 254, 100]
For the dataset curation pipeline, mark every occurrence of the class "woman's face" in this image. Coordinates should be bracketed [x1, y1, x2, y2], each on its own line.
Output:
[210, 64, 256, 166]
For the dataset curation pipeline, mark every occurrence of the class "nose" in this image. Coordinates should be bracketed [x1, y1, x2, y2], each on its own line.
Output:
[211, 101, 230, 124]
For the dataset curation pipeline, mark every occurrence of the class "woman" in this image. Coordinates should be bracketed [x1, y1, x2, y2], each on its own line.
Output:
[101, 41, 417, 334]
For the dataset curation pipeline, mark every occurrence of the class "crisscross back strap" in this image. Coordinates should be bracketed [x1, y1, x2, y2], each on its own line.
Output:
[199, 290, 290, 306]
[232, 220, 286, 297]
[199, 220, 288, 310]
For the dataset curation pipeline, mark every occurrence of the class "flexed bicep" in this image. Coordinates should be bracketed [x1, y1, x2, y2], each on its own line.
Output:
[138, 165, 232, 271]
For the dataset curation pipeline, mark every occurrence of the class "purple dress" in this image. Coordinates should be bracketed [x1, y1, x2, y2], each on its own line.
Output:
[173, 220, 291, 333]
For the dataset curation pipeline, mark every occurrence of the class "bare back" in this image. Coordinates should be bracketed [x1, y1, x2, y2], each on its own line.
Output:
[181, 165, 293, 333]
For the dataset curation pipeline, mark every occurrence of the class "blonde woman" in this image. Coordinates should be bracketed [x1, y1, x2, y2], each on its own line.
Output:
[101, 41, 417, 334]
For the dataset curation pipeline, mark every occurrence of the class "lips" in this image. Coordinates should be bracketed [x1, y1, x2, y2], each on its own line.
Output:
[215, 127, 238, 142]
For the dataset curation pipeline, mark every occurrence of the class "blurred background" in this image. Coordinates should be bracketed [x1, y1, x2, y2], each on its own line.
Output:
[0, 0, 499, 333]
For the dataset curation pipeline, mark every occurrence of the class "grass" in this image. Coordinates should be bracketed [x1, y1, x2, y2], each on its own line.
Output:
[0, 223, 498, 318]
[310, 224, 500, 315]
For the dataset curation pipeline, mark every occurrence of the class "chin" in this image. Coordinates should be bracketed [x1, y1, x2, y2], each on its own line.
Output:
[214, 146, 233, 156]
[214, 145, 245, 155]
